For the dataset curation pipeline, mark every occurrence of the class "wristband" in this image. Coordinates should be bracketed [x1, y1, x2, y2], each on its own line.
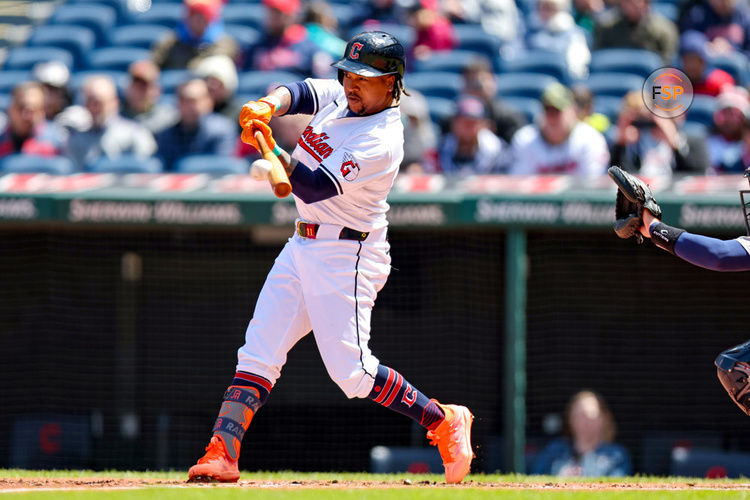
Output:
[272, 145, 282, 157]
[649, 222, 685, 255]
[260, 95, 281, 113]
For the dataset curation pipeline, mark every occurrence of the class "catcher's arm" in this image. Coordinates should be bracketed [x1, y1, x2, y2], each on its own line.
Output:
[639, 209, 659, 238]
[634, 197, 750, 271]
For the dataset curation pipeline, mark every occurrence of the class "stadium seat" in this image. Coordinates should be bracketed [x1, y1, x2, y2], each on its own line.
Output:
[222, 4, 264, 29]
[592, 95, 623, 122]
[26, 25, 96, 71]
[453, 24, 502, 64]
[404, 72, 464, 100]
[88, 156, 164, 174]
[174, 155, 249, 175]
[348, 24, 416, 50]
[651, 2, 679, 22]
[709, 52, 750, 86]
[499, 50, 570, 84]
[330, 4, 357, 32]
[414, 50, 484, 73]
[670, 448, 750, 479]
[108, 24, 171, 50]
[494, 72, 559, 99]
[238, 71, 302, 95]
[0, 70, 32, 94]
[224, 24, 262, 51]
[160, 69, 194, 94]
[65, 0, 131, 25]
[3, 47, 74, 71]
[586, 72, 644, 98]
[686, 95, 717, 127]
[502, 96, 542, 123]
[589, 49, 662, 78]
[47, 4, 117, 46]
[0, 155, 76, 175]
[682, 120, 708, 138]
[515, 0, 535, 16]
[130, 3, 182, 28]
[158, 93, 177, 108]
[86, 47, 153, 72]
[424, 96, 456, 125]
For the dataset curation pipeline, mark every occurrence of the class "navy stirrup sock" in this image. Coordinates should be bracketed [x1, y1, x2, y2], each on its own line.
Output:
[367, 365, 445, 430]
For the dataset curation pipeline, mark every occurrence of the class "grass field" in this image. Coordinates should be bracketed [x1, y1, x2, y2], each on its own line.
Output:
[2, 470, 750, 499]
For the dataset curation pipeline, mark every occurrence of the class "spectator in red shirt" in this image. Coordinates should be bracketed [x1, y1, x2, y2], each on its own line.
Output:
[245, 0, 336, 78]
[0, 82, 67, 158]
[409, 0, 457, 61]
[680, 30, 735, 97]
[152, 0, 239, 70]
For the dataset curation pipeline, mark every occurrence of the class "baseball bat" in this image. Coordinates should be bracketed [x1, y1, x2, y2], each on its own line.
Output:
[254, 130, 292, 198]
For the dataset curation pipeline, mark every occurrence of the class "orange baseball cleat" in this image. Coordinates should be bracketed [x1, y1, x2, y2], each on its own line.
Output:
[427, 401, 474, 484]
[187, 435, 240, 483]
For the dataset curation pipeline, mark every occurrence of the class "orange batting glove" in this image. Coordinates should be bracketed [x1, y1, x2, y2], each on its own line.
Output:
[239, 97, 277, 128]
[241, 119, 277, 153]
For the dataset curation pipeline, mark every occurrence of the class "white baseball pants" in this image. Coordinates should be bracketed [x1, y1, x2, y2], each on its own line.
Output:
[236, 221, 390, 399]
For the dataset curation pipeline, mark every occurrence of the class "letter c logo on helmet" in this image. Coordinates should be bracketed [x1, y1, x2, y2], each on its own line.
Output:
[332, 31, 406, 84]
[349, 42, 364, 60]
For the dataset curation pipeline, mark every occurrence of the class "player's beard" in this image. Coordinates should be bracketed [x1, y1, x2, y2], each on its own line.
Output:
[346, 94, 365, 115]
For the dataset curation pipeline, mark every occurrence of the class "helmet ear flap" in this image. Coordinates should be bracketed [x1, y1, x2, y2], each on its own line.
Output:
[338, 69, 344, 85]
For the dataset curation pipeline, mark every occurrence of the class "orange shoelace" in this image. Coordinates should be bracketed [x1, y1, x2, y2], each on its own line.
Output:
[427, 426, 459, 462]
[197, 437, 225, 464]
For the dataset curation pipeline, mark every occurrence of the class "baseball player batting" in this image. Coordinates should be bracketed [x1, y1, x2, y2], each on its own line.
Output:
[188, 31, 474, 484]
[609, 166, 750, 416]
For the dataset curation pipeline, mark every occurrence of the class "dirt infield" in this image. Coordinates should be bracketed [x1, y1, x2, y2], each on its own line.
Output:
[2, 477, 750, 491]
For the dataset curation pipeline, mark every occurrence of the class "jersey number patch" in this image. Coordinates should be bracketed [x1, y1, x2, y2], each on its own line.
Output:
[340, 153, 360, 181]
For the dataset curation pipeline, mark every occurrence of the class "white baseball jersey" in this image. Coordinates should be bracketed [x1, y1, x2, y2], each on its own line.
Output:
[509, 121, 610, 179]
[236, 78, 402, 400]
[735, 236, 750, 256]
[290, 78, 404, 232]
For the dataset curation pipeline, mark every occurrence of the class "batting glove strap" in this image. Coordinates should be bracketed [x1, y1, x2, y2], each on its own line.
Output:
[649, 222, 685, 255]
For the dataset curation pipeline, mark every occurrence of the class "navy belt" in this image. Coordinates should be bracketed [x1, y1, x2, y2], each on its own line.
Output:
[297, 221, 369, 241]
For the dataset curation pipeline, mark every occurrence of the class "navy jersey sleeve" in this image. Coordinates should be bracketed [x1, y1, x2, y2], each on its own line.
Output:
[281, 82, 317, 116]
[672, 232, 750, 271]
[289, 160, 338, 203]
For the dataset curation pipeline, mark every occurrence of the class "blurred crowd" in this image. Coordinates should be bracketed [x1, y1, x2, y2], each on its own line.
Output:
[1, 0, 750, 178]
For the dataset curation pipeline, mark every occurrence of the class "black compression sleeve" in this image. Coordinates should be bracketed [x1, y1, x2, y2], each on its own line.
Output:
[649, 222, 686, 255]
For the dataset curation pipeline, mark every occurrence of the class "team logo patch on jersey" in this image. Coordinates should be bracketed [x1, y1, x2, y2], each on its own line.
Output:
[340, 153, 360, 181]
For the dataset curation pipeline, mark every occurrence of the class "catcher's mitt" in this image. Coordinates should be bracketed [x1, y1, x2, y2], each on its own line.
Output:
[607, 166, 662, 243]
[716, 340, 750, 416]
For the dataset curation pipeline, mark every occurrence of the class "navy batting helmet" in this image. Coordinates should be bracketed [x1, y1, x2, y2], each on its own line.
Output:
[332, 31, 405, 84]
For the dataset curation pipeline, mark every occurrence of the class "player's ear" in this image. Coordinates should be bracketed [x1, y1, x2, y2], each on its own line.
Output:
[386, 75, 395, 93]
